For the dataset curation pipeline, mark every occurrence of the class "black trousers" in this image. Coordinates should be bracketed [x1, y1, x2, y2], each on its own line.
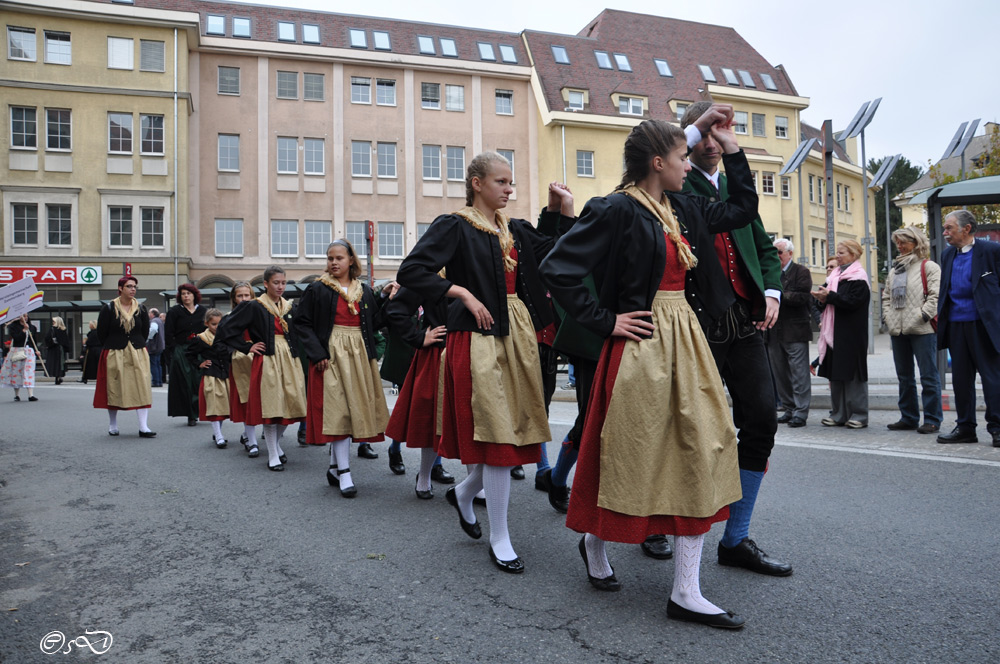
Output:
[566, 356, 599, 450]
[948, 319, 1000, 433]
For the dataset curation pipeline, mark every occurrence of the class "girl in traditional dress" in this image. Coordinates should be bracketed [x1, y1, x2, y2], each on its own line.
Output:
[397, 151, 563, 574]
[216, 267, 305, 471]
[541, 118, 756, 628]
[186, 308, 231, 449]
[93, 276, 156, 438]
[293, 240, 392, 498]
[1, 315, 38, 401]
[166, 283, 206, 426]
[227, 282, 259, 457]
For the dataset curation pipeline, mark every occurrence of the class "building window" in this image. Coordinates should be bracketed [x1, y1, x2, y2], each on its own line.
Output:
[497, 149, 514, 180]
[762, 172, 775, 195]
[417, 35, 435, 55]
[733, 111, 748, 135]
[752, 113, 766, 137]
[109, 206, 132, 247]
[278, 22, 295, 42]
[577, 150, 594, 177]
[215, 219, 243, 256]
[304, 138, 324, 175]
[495, 89, 513, 115]
[781, 176, 791, 199]
[478, 43, 495, 60]
[372, 30, 390, 50]
[276, 71, 297, 99]
[218, 134, 239, 171]
[346, 221, 368, 257]
[302, 24, 319, 44]
[761, 73, 778, 91]
[8, 27, 36, 61]
[141, 207, 164, 247]
[376, 79, 396, 105]
[698, 64, 716, 82]
[139, 39, 164, 72]
[421, 83, 440, 110]
[46, 109, 71, 151]
[108, 112, 133, 153]
[567, 90, 584, 110]
[440, 38, 457, 57]
[836, 183, 842, 209]
[808, 175, 815, 203]
[417, 223, 430, 239]
[751, 171, 758, 191]
[378, 222, 404, 258]
[351, 77, 371, 104]
[304, 73, 324, 101]
[594, 50, 612, 69]
[140, 114, 164, 155]
[422, 145, 441, 180]
[44, 31, 71, 65]
[446, 146, 465, 181]
[811, 238, 827, 266]
[270, 220, 298, 257]
[776, 116, 788, 139]
[11, 106, 36, 149]
[218, 66, 240, 95]
[348, 28, 366, 48]
[12, 204, 38, 245]
[551, 45, 569, 64]
[618, 96, 643, 116]
[377, 142, 396, 178]
[738, 70, 755, 87]
[351, 141, 371, 177]
[446, 85, 465, 112]
[675, 103, 689, 122]
[206, 15, 225, 36]
[107, 37, 133, 69]
[654, 58, 672, 77]
[233, 18, 251, 38]
[721, 67, 739, 85]
[305, 220, 331, 257]
[613, 53, 631, 71]
[47, 204, 71, 246]
[499, 44, 517, 63]
[844, 186, 851, 212]
[817, 178, 824, 202]
[277, 137, 297, 173]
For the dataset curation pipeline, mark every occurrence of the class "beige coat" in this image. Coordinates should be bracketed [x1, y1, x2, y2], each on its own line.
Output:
[882, 258, 940, 336]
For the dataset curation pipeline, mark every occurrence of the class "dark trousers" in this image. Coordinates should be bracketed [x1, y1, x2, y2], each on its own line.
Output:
[948, 320, 1000, 433]
[149, 352, 163, 387]
[566, 357, 598, 450]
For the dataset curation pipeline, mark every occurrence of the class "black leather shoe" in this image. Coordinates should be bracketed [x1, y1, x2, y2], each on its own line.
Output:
[338, 468, 356, 498]
[578, 536, 621, 591]
[268, 463, 284, 472]
[187, 418, 197, 427]
[297, 429, 307, 445]
[666, 599, 744, 629]
[246, 444, 259, 458]
[326, 466, 338, 487]
[278, 454, 288, 464]
[431, 465, 455, 483]
[936, 426, 978, 444]
[358, 442, 379, 459]
[240, 435, 249, 445]
[473, 495, 487, 507]
[388, 450, 406, 475]
[640, 534, 673, 560]
[991, 431, 1000, 448]
[535, 468, 552, 492]
[887, 420, 918, 431]
[108, 430, 119, 437]
[788, 417, 806, 428]
[776, 412, 792, 424]
[28, 396, 38, 402]
[549, 483, 570, 514]
[139, 430, 157, 438]
[510, 465, 525, 480]
[917, 423, 940, 434]
[414, 474, 433, 500]
[718, 538, 793, 576]
[489, 546, 525, 574]
[445, 487, 482, 539]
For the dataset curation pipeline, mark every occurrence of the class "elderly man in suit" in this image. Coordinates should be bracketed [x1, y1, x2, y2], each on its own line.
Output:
[936, 210, 1000, 446]
[768, 239, 814, 427]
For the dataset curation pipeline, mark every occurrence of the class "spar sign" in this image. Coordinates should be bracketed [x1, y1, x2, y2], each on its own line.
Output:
[0, 266, 102, 285]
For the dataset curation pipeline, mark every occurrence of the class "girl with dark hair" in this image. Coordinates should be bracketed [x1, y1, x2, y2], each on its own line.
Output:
[93, 276, 156, 437]
[187, 308, 231, 448]
[293, 239, 393, 498]
[397, 151, 569, 573]
[216, 267, 305, 471]
[541, 115, 756, 628]
[166, 283, 206, 426]
[227, 282, 259, 456]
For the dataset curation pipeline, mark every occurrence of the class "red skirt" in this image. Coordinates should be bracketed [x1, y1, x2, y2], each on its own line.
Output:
[246, 354, 304, 426]
[227, 373, 247, 424]
[199, 377, 227, 422]
[386, 346, 441, 449]
[304, 364, 384, 445]
[566, 338, 728, 542]
[436, 331, 541, 466]
[93, 350, 149, 411]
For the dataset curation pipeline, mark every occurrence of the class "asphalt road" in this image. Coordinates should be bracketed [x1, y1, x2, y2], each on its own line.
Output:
[2, 384, 999, 663]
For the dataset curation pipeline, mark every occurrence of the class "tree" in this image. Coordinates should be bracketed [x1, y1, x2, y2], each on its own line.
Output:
[927, 123, 1000, 227]
[867, 155, 923, 281]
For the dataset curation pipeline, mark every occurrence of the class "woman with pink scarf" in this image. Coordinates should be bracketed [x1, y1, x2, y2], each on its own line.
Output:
[812, 239, 871, 428]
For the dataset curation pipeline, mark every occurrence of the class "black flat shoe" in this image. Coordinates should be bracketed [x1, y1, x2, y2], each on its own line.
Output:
[414, 474, 433, 500]
[548, 483, 570, 514]
[338, 468, 356, 498]
[640, 534, 673, 560]
[187, 418, 197, 426]
[108, 430, 119, 437]
[246, 444, 259, 458]
[388, 450, 406, 475]
[297, 429, 307, 445]
[139, 430, 157, 438]
[431, 464, 455, 484]
[28, 396, 38, 402]
[473, 495, 487, 507]
[936, 426, 978, 444]
[535, 468, 552, 492]
[718, 538, 792, 576]
[666, 599, 744, 629]
[489, 546, 524, 574]
[510, 465, 525, 480]
[445, 487, 482, 539]
[326, 465, 339, 487]
[357, 442, 378, 459]
[13, 396, 19, 402]
[240, 435, 249, 445]
[776, 412, 792, 424]
[268, 463, 284, 471]
[278, 454, 287, 464]
[578, 536, 621, 591]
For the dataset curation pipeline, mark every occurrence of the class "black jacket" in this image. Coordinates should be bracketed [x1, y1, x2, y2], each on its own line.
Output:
[185, 333, 231, 380]
[384, 286, 448, 350]
[97, 302, 150, 350]
[772, 262, 815, 343]
[818, 278, 870, 382]
[215, 299, 296, 357]
[292, 281, 386, 363]
[165, 304, 206, 349]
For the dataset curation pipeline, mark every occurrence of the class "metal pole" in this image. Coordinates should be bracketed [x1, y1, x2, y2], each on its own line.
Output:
[173, 28, 179, 290]
[881, 175, 892, 332]
[796, 166, 806, 265]
[561, 124, 566, 184]
[860, 131, 875, 354]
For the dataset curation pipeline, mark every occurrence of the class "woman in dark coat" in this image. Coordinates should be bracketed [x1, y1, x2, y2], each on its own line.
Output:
[813, 239, 870, 428]
[166, 283, 206, 425]
[80, 320, 102, 383]
[44, 317, 71, 384]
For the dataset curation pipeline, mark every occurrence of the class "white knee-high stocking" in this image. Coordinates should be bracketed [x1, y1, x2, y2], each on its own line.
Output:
[584, 533, 613, 578]
[482, 464, 516, 561]
[108, 410, 119, 434]
[417, 448, 436, 492]
[137, 408, 150, 433]
[262, 424, 281, 467]
[454, 463, 484, 524]
[671, 534, 723, 615]
[211, 420, 224, 443]
[275, 425, 287, 458]
[332, 438, 352, 489]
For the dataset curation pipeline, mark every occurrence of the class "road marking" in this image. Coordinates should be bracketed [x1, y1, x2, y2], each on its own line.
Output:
[776, 440, 1000, 468]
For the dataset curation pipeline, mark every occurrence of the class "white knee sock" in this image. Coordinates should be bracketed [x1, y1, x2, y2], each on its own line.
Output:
[454, 463, 483, 524]
[671, 534, 723, 615]
[263, 424, 281, 467]
[417, 448, 436, 492]
[329, 442, 337, 468]
[137, 408, 150, 433]
[275, 424, 287, 457]
[482, 464, 516, 561]
[108, 410, 119, 434]
[211, 420, 224, 443]
[332, 438, 352, 488]
[244, 424, 258, 448]
[584, 533, 613, 578]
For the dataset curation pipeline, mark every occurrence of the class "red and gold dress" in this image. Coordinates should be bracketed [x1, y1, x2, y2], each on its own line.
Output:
[247, 315, 306, 426]
[227, 330, 252, 424]
[385, 340, 444, 449]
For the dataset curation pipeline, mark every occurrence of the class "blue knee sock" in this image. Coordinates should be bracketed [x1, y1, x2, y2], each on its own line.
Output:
[550, 437, 578, 487]
[388, 439, 401, 454]
[721, 469, 765, 548]
[536, 441, 550, 472]
[433, 455, 443, 467]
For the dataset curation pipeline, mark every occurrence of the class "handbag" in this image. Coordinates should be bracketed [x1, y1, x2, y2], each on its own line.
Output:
[9, 348, 27, 363]
[920, 260, 939, 333]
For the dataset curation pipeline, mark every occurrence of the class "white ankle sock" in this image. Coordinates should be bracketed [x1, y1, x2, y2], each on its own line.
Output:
[417, 448, 436, 492]
[454, 463, 483, 524]
[584, 533, 613, 578]
[211, 420, 224, 443]
[244, 424, 258, 447]
[136, 408, 150, 433]
[108, 410, 119, 433]
[263, 425, 281, 466]
[671, 534, 723, 615]
[482, 464, 516, 561]
[332, 438, 352, 488]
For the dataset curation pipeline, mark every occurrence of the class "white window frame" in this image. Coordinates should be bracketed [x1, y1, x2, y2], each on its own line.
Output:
[619, 96, 643, 116]
[108, 112, 133, 154]
[218, 134, 240, 172]
[372, 30, 390, 50]
[440, 38, 457, 57]
[477, 42, 496, 61]
[47, 204, 72, 247]
[808, 175, 815, 203]
[733, 111, 748, 135]
[303, 72, 325, 101]
[417, 35, 435, 55]
[348, 29, 366, 48]
[376, 79, 396, 106]
[276, 71, 297, 99]
[46, 108, 71, 151]
[422, 145, 441, 180]
[351, 76, 371, 104]
[446, 85, 465, 112]
[567, 90, 584, 110]
[218, 66, 240, 95]
[497, 150, 514, 181]
[612, 53, 631, 71]
[278, 22, 296, 42]
[12, 203, 39, 246]
[206, 15, 225, 36]
[377, 221, 404, 258]
[139, 39, 164, 72]
[495, 89, 513, 116]
[446, 146, 465, 181]
[498, 44, 517, 63]
[752, 113, 766, 137]
[421, 82, 440, 110]
[551, 45, 569, 64]
[775, 116, 789, 139]
[233, 18, 251, 39]
[377, 142, 396, 178]
[139, 114, 164, 155]
[140, 206, 164, 248]
[346, 221, 368, 258]
[108, 205, 133, 247]
[781, 176, 791, 199]
[675, 103, 689, 122]
[304, 138, 325, 176]
[576, 150, 594, 177]
[762, 172, 775, 195]
[654, 58, 672, 77]
[8, 27, 36, 62]
[304, 220, 332, 257]
[277, 137, 297, 174]
[594, 50, 612, 69]
[302, 24, 320, 44]
[698, 64, 716, 82]
[107, 37, 133, 70]
[44, 30, 71, 65]
[11, 106, 37, 150]
[844, 186, 851, 212]
[215, 218, 244, 257]
[270, 220, 298, 258]
[351, 140, 371, 177]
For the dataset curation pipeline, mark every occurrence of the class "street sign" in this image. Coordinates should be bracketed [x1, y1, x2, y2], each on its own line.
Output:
[0, 266, 103, 285]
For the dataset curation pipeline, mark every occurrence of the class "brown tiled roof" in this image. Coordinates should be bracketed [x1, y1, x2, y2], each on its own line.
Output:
[96, 0, 528, 64]
[525, 8, 798, 120]
[801, 122, 853, 164]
